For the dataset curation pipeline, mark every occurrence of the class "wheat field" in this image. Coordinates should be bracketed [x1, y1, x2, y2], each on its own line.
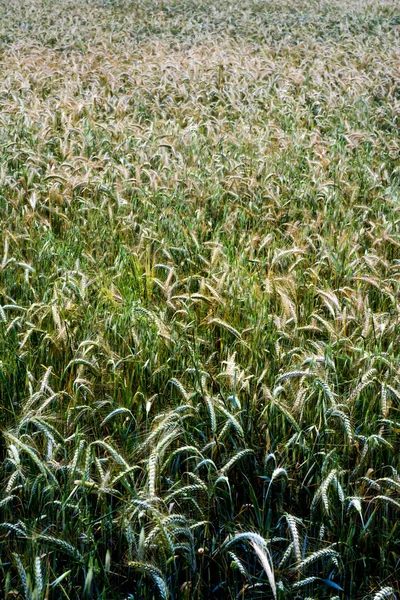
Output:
[0, 0, 399, 598]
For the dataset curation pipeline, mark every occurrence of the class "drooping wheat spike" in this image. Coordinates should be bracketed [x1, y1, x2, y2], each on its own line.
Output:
[100, 407, 134, 427]
[165, 483, 207, 503]
[128, 562, 169, 599]
[291, 576, 319, 589]
[138, 413, 178, 452]
[373, 496, 400, 510]
[1, 233, 9, 269]
[205, 317, 241, 339]
[372, 587, 397, 600]
[285, 514, 302, 565]
[376, 477, 400, 492]
[39, 366, 53, 394]
[296, 545, 338, 571]
[315, 378, 337, 407]
[359, 477, 381, 491]
[91, 440, 130, 469]
[168, 378, 190, 402]
[327, 409, 353, 443]
[38, 535, 83, 560]
[268, 400, 300, 433]
[278, 541, 294, 569]
[14, 554, 30, 600]
[387, 384, 400, 404]
[111, 465, 143, 487]
[148, 450, 158, 498]
[5, 470, 23, 495]
[381, 380, 389, 418]
[220, 449, 254, 475]
[148, 429, 179, 497]
[4, 432, 57, 484]
[347, 368, 376, 405]
[0, 305, 7, 323]
[215, 403, 244, 437]
[346, 496, 364, 523]
[276, 370, 315, 384]
[228, 551, 249, 578]
[222, 531, 268, 549]
[162, 445, 203, 469]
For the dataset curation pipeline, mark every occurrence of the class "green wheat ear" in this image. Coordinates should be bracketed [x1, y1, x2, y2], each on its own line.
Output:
[34, 555, 43, 597]
[13, 554, 30, 600]
[128, 562, 169, 599]
[372, 588, 397, 600]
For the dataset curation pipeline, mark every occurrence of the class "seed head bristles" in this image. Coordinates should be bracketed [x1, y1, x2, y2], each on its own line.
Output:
[250, 540, 277, 600]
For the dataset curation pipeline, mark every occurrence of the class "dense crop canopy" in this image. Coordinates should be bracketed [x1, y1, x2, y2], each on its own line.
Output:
[0, 0, 399, 598]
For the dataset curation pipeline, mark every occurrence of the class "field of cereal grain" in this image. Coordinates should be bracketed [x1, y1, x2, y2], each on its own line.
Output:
[0, 1, 400, 598]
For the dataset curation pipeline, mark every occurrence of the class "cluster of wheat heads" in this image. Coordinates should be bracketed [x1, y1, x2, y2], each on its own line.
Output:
[0, 0, 399, 598]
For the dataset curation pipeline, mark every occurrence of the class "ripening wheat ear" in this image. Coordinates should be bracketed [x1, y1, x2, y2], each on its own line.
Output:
[228, 551, 249, 578]
[372, 587, 397, 600]
[311, 468, 344, 515]
[291, 577, 319, 590]
[148, 429, 180, 497]
[202, 395, 216, 435]
[38, 534, 83, 560]
[278, 541, 294, 569]
[4, 432, 57, 485]
[327, 408, 353, 443]
[34, 555, 43, 597]
[168, 377, 190, 401]
[347, 497, 365, 526]
[266, 467, 288, 498]
[219, 448, 253, 476]
[215, 403, 244, 438]
[284, 514, 301, 565]
[128, 563, 169, 600]
[13, 554, 30, 600]
[347, 368, 376, 405]
[295, 545, 339, 571]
